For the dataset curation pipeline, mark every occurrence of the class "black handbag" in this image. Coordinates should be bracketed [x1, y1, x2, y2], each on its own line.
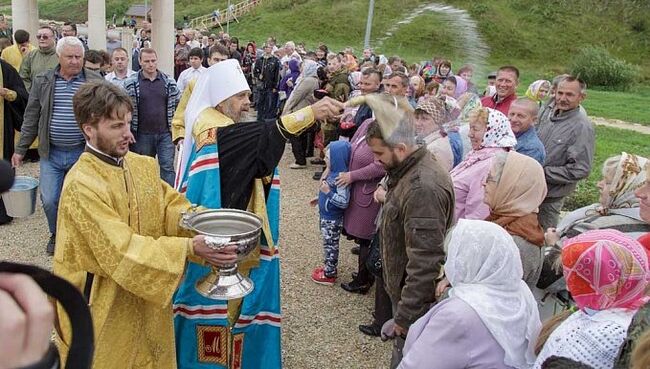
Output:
[366, 233, 383, 278]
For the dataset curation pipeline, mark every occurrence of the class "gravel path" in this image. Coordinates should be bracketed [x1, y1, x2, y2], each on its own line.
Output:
[0, 145, 392, 368]
[591, 116, 650, 135]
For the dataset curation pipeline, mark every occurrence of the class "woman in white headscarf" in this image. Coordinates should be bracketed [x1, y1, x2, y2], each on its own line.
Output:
[283, 59, 321, 168]
[399, 219, 541, 369]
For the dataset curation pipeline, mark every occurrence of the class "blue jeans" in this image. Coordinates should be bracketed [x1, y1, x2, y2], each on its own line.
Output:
[40, 144, 84, 235]
[130, 131, 175, 186]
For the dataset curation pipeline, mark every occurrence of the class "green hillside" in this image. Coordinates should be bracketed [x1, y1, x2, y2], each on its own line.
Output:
[2, 0, 648, 80]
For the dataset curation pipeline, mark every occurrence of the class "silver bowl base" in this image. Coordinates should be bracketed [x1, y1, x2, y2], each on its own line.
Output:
[196, 272, 254, 300]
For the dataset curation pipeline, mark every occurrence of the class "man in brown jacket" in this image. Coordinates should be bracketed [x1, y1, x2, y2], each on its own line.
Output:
[366, 109, 455, 368]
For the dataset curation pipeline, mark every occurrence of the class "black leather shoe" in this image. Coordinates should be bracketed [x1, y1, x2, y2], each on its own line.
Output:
[351, 245, 360, 255]
[359, 324, 381, 337]
[341, 281, 371, 295]
[46, 235, 56, 256]
[310, 158, 325, 165]
[312, 171, 322, 180]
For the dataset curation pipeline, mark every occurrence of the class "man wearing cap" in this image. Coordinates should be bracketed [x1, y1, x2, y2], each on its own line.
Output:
[414, 98, 453, 171]
[483, 71, 497, 97]
[173, 59, 343, 369]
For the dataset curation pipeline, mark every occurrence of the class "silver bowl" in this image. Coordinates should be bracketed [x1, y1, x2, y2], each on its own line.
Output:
[181, 207, 262, 300]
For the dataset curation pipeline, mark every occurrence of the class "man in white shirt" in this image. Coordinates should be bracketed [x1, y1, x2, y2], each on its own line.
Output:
[104, 47, 136, 89]
[185, 30, 201, 49]
[176, 47, 206, 93]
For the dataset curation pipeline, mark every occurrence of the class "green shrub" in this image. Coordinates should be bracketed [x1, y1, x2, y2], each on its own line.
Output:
[569, 47, 639, 90]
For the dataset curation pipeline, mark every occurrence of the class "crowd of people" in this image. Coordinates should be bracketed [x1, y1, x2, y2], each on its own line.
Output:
[0, 15, 649, 369]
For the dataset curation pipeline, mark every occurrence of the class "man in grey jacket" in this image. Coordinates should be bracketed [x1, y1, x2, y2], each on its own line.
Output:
[536, 76, 595, 231]
[11, 36, 102, 255]
[365, 104, 454, 368]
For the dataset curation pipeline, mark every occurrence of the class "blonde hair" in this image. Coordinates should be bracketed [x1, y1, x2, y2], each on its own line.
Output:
[468, 106, 489, 127]
[534, 310, 573, 355]
[410, 75, 426, 98]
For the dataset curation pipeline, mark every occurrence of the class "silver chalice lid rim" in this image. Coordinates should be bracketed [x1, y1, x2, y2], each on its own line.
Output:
[183, 208, 263, 238]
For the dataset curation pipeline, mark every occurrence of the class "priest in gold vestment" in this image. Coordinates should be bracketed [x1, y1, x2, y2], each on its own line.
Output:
[52, 81, 240, 369]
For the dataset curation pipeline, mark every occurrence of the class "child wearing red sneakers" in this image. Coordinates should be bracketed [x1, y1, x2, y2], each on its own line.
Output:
[310, 140, 351, 285]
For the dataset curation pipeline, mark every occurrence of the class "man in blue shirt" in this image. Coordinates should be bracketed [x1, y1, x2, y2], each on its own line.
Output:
[508, 97, 546, 165]
[12, 36, 103, 255]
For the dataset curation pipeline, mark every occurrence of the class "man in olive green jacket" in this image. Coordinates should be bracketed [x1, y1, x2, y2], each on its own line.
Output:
[19, 26, 58, 92]
[366, 114, 454, 369]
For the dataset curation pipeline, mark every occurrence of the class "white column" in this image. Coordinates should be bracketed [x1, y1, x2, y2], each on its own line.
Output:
[121, 30, 134, 69]
[87, 0, 106, 50]
[151, 0, 174, 76]
[29, 0, 39, 34]
[11, 0, 38, 42]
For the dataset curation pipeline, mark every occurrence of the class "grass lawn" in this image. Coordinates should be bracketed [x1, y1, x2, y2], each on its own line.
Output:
[582, 86, 650, 125]
[513, 76, 650, 125]
[564, 125, 650, 211]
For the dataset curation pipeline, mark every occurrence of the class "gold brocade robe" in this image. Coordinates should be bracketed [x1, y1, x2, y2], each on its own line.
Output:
[53, 150, 199, 369]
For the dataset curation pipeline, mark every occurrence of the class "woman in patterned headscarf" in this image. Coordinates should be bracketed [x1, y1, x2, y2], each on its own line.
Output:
[525, 80, 551, 105]
[636, 161, 650, 222]
[450, 106, 516, 221]
[552, 153, 650, 241]
[534, 229, 649, 369]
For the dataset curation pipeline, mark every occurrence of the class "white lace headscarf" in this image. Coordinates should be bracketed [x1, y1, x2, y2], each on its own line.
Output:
[447, 219, 542, 369]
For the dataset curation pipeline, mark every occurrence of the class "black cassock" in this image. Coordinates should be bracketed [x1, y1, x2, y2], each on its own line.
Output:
[1, 58, 28, 224]
[216, 120, 287, 210]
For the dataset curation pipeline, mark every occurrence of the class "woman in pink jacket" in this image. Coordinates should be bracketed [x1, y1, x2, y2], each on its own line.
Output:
[336, 117, 386, 293]
[450, 107, 516, 221]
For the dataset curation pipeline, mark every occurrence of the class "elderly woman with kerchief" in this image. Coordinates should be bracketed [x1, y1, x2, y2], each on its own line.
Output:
[612, 159, 650, 369]
[550, 153, 650, 241]
[414, 98, 454, 172]
[534, 229, 650, 369]
[399, 220, 541, 369]
[484, 151, 548, 288]
[525, 80, 551, 105]
[636, 160, 650, 245]
[450, 107, 517, 221]
[283, 60, 321, 168]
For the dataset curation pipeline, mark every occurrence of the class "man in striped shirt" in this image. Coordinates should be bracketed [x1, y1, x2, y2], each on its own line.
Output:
[12, 36, 102, 255]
